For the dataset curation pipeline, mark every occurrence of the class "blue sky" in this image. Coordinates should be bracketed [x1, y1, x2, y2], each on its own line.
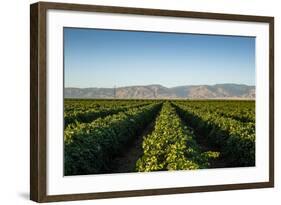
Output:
[64, 27, 255, 88]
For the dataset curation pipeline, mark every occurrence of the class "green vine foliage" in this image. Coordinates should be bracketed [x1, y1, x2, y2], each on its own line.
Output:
[64, 99, 255, 175]
[64, 100, 150, 128]
[136, 102, 219, 172]
[64, 103, 162, 175]
[172, 101, 255, 166]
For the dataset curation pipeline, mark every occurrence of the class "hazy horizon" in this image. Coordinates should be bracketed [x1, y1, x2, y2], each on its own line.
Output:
[64, 28, 255, 88]
[65, 83, 256, 89]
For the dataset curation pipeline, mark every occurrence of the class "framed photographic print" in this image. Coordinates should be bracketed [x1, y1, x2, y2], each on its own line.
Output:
[30, 1, 274, 202]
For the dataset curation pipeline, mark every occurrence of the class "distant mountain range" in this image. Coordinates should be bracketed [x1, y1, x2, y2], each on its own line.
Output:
[65, 84, 255, 99]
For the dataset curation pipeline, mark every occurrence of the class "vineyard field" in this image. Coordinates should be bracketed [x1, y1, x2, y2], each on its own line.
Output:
[64, 99, 255, 176]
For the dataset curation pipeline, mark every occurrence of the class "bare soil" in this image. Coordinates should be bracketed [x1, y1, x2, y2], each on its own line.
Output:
[193, 131, 229, 168]
[111, 121, 155, 173]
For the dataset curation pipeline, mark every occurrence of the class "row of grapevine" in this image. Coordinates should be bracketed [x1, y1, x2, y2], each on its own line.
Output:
[175, 100, 255, 123]
[172, 102, 255, 166]
[64, 103, 162, 175]
[136, 102, 219, 172]
[64, 99, 148, 113]
[64, 101, 150, 128]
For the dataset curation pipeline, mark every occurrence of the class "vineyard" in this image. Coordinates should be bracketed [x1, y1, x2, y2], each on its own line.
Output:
[64, 99, 255, 176]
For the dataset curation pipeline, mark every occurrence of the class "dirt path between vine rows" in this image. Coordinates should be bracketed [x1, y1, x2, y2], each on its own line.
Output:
[111, 121, 155, 173]
[193, 130, 229, 168]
